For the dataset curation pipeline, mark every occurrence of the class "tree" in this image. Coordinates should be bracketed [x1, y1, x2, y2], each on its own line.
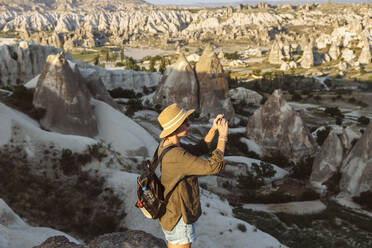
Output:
[120, 47, 124, 62]
[94, 54, 100, 66]
[149, 57, 156, 72]
[159, 58, 167, 74]
[105, 48, 110, 62]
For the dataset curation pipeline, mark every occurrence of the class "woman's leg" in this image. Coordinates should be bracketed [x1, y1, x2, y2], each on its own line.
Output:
[168, 242, 192, 248]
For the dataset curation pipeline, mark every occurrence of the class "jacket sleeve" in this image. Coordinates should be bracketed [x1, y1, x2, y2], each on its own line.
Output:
[180, 139, 209, 156]
[168, 147, 225, 177]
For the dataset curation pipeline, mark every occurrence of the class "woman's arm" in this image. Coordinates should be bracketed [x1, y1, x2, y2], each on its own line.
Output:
[204, 114, 224, 145]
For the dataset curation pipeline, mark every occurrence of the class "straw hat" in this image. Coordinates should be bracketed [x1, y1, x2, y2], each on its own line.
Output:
[158, 103, 194, 138]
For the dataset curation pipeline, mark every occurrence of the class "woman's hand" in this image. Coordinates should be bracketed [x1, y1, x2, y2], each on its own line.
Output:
[217, 118, 229, 138]
[212, 114, 224, 131]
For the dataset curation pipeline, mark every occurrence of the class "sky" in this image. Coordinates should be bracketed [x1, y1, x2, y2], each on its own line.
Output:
[145, 0, 367, 6]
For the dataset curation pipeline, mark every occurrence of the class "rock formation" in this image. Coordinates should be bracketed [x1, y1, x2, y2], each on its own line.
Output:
[0, 41, 63, 87]
[310, 126, 362, 195]
[358, 40, 371, 64]
[153, 52, 199, 110]
[228, 87, 263, 105]
[246, 90, 316, 161]
[339, 124, 372, 198]
[329, 42, 340, 60]
[195, 45, 234, 120]
[33, 52, 98, 137]
[300, 42, 314, 69]
[268, 40, 283, 64]
[341, 48, 355, 62]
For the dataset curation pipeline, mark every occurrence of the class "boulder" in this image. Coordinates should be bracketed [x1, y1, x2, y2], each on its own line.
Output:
[310, 126, 362, 195]
[246, 90, 316, 161]
[154, 52, 199, 110]
[34, 231, 167, 248]
[195, 45, 234, 120]
[33, 236, 82, 248]
[33, 52, 98, 138]
[268, 40, 283, 65]
[88, 231, 167, 248]
[341, 48, 355, 62]
[339, 124, 372, 197]
[228, 87, 263, 105]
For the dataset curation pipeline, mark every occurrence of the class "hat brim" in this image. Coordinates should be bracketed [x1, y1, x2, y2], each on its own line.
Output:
[159, 109, 195, 138]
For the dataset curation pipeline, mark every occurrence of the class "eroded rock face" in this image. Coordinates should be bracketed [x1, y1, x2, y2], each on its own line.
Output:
[339, 124, 372, 197]
[88, 231, 167, 248]
[195, 45, 234, 120]
[246, 89, 316, 161]
[33, 52, 98, 137]
[329, 42, 340, 60]
[309, 126, 362, 195]
[153, 52, 199, 110]
[300, 42, 314, 69]
[358, 40, 371, 65]
[0, 41, 63, 87]
[268, 40, 283, 65]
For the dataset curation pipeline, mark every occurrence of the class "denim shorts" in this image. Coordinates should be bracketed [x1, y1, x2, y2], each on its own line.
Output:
[162, 217, 196, 245]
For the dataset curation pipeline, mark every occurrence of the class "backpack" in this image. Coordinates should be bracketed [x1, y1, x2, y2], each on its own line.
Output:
[135, 145, 182, 219]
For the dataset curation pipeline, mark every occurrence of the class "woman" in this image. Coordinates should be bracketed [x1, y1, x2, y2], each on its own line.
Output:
[157, 103, 228, 248]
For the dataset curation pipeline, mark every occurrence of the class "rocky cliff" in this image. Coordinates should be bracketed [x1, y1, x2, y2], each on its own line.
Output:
[246, 89, 316, 161]
[0, 41, 63, 87]
[33, 52, 98, 137]
[153, 52, 199, 110]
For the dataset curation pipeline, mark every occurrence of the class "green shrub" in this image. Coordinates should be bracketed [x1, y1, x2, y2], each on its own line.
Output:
[324, 107, 343, 118]
[358, 116, 370, 125]
[353, 191, 372, 210]
[316, 126, 331, 146]
[237, 162, 276, 190]
[290, 157, 314, 181]
[125, 57, 140, 71]
[262, 153, 293, 168]
[108, 88, 138, 99]
[224, 52, 241, 60]
[87, 143, 107, 161]
[125, 98, 143, 117]
[115, 62, 125, 67]
[300, 188, 319, 201]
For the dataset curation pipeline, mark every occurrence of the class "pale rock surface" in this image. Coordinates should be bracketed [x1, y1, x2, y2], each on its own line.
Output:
[246, 90, 316, 161]
[0, 199, 79, 248]
[358, 40, 371, 64]
[339, 124, 372, 197]
[0, 41, 63, 86]
[195, 45, 234, 120]
[280, 62, 290, 71]
[268, 40, 283, 65]
[341, 48, 355, 62]
[310, 126, 362, 195]
[228, 87, 263, 105]
[300, 42, 314, 69]
[329, 42, 340, 60]
[154, 52, 199, 110]
[33, 52, 98, 137]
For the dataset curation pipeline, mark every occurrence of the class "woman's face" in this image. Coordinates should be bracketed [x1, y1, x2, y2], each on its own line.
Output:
[176, 119, 190, 137]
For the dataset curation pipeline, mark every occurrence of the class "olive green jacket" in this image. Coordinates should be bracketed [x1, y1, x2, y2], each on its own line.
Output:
[158, 140, 225, 231]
